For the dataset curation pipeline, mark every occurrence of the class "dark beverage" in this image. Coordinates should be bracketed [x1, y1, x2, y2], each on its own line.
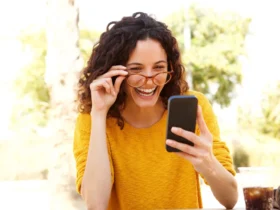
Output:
[275, 186, 280, 209]
[243, 187, 274, 210]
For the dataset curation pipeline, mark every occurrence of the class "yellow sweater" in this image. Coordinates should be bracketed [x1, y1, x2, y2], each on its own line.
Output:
[73, 90, 235, 210]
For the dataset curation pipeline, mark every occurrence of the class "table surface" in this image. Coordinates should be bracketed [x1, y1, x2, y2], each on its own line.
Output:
[158, 208, 278, 210]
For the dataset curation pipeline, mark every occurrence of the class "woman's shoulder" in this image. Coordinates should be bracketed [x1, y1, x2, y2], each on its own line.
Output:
[75, 112, 92, 131]
[183, 90, 210, 106]
[183, 90, 216, 122]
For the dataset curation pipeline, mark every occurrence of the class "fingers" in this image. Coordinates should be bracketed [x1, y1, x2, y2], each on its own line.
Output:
[171, 127, 202, 147]
[166, 139, 197, 156]
[166, 140, 202, 165]
[110, 65, 127, 70]
[106, 78, 116, 95]
[103, 79, 112, 94]
[166, 139, 209, 165]
[91, 65, 128, 97]
[114, 76, 126, 93]
[170, 106, 212, 145]
[100, 70, 128, 79]
[197, 106, 208, 135]
[90, 78, 116, 96]
[176, 152, 197, 163]
[99, 66, 128, 79]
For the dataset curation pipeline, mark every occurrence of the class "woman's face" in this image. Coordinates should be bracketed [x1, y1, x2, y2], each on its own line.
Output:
[124, 38, 169, 108]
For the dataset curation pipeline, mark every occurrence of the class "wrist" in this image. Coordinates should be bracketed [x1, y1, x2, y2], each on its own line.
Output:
[90, 110, 107, 133]
[200, 154, 219, 179]
[90, 109, 108, 120]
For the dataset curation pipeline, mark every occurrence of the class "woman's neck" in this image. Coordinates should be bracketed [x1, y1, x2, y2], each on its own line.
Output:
[121, 99, 166, 128]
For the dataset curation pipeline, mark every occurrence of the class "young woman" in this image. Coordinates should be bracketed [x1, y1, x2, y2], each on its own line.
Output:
[73, 12, 238, 210]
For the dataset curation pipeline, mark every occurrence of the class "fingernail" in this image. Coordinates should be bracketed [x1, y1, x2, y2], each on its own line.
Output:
[166, 140, 173, 145]
[171, 127, 178, 132]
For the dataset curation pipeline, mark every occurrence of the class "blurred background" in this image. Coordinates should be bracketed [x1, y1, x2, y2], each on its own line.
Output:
[0, 0, 279, 209]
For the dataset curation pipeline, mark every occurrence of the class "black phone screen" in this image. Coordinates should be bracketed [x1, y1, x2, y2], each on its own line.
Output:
[166, 95, 198, 152]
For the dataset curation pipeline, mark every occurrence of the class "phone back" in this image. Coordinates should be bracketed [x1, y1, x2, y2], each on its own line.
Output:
[166, 95, 198, 152]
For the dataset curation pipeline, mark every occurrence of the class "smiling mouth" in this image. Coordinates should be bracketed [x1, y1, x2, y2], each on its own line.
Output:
[135, 87, 157, 96]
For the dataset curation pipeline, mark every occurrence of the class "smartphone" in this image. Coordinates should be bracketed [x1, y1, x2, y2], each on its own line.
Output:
[166, 95, 198, 152]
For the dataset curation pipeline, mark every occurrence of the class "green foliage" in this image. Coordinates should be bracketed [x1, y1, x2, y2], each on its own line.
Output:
[164, 8, 186, 53]
[79, 29, 101, 64]
[11, 30, 50, 129]
[233, 146, 250, 171]
[238, 82, 280, 141]
[10, 29, 101, 130]
[259, 83, 280, 139]
[165, 4, 251, 107]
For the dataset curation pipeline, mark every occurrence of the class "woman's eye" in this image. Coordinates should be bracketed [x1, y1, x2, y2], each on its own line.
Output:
[154, 66, 165, 69]
[128, 67, 142, 71]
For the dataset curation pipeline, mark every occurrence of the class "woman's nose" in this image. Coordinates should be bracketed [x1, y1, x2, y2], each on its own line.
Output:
[143, 68, 155, 85]
[145, 77, 154, 85]
[143, 68, 153, 77]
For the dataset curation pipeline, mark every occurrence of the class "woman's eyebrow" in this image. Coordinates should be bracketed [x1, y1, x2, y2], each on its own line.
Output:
[126, 62, 142, 67]
[126, 60, 167, 67]
[154, 60, 167, 64]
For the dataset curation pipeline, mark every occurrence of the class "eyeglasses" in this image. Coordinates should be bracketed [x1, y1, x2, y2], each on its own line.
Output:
[126, 71, 173, 88]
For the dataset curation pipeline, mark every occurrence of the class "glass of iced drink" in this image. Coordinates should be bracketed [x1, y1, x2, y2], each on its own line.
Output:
[239, 167, 274, 210]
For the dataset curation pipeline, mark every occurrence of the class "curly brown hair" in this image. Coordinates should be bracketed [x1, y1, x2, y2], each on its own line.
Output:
[77, 12, 188, 129]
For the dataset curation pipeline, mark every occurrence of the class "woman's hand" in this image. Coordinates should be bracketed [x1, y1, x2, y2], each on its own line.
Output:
[166, 106, 238, 209]
[90, 65, 128, 114]
[166, 106, 215, 175]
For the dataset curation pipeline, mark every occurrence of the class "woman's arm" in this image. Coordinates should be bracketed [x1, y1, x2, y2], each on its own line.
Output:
[200, 156, 238, 209]
[75, 67, 127, 209]
[81, 112, 112, 210]
[166, 110, 238, 209]
[74, 112, 113, 210]
[166, 92, 238, 209]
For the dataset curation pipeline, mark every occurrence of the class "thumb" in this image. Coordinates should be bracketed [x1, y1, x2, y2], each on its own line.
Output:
[114, 76, 126, 93]
[197, 105, 210, 136]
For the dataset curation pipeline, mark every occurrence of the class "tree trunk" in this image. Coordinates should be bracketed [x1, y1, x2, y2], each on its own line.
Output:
[45, 0, 84, 209]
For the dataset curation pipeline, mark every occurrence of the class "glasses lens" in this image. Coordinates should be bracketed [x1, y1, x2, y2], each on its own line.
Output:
[127, 74, 145, 87]
[154, 72, 171, 85]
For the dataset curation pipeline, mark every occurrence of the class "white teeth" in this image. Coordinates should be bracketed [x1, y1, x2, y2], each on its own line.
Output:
[138, 91, 153, 96]
[135, 87, 157, 97]
[136, 87, 156, 93]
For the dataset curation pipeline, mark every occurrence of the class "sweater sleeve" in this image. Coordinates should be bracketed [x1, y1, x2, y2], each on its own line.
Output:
[73, 113, 114, 194]
[192, 91, 236, 183]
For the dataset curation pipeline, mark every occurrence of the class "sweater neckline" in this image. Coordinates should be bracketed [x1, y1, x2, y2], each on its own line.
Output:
[123, 110, 167, 131]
